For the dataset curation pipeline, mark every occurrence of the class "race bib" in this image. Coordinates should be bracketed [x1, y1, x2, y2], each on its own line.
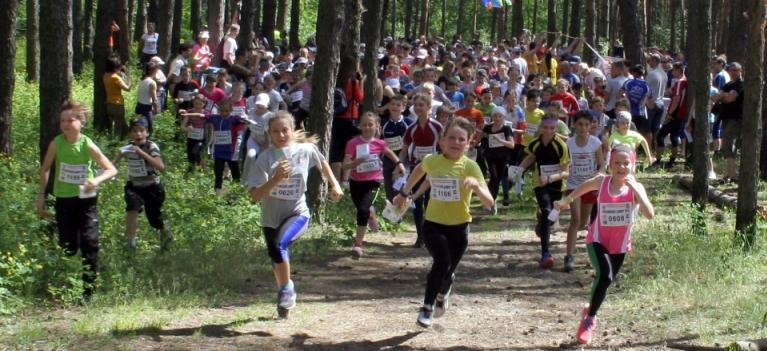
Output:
[571, 153, 597, 177]
[414, 146, 435, 161]
[204, 100, 216, 112]
[599, 202, 634, 226]
[430, 177, 461, 202]
[507, 165, 523, 180]
[188, 127, 204, 140]
[179, 91, 195, 101]
[526, 123, 538, 136]
[385, 136, 404, 151]
[214, 130, 232, 145]
[270, 177, 303, 200]
[539, 164, 560, 178]
[127, 158, 148, 177]
[59, 163, 88, 184]
[356, 154, 381, 173]
[488, 133, 505, 148]
[250, 122, 266, 136]
[232, 107, 246, 117]
[289, 91, 303, 103]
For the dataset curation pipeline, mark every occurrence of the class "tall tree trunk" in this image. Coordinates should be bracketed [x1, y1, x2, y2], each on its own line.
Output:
[156, 0, 174, 62]
[645, 0, 653, 47]
[276, 0, 287, 35]
[716, 0, 729, 54]
[583, 0, 596, 64]
[456, 0, 465, 39]
[289, 0, 300, 50]
[736, 0, 765, 248]
[363, 0, 383, 113]
[680, 0, 686, 53]
[381, 0, 389, 38]
[761, 36, 767, 180]
[191, 0, 202, 37]
[239, 0, 256, 50]
[209, 0, 225, 61]
[670, 0, 678, 52]
[404, 0, 412, 39]
[390, 0, 396, 38]
[306, 0, 344, 219]
[597, 0, 608, 41]
[73, 0, 83, 74]
[135, 0, 147, 41]
[115, 0, 131, 64]
[490, 8, 497, 42]
[512, 0, 523, 39]
[562, 0, 570, 40]
[261, 0, 276, 46]
[253, 0, 261, 38]
[171, 0, 182, 57]
[726, 0, 746, 64]
[26, 0, 39, 82]
[40, 0, 73, 161]
[128, 0, 134, 39]
[618, 0, 643, 65]
[0, 0, 19, 155]
[547, 0, 557, 46]
[93, 0, 115, 132]
[688, 0, 712, 208]
[147, 0, 159, 23]
[83, 0, 94, 61]
[471, 0, 477, 39]
[532, 0, 538, 34]
[342, 0, 362, 67]
[440, 0, 446, 38]
[569, 0, 581, 41]
[609, 0, 618, 52]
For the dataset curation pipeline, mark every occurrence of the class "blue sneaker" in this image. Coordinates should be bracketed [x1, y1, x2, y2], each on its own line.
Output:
[539, 252, 555, 269]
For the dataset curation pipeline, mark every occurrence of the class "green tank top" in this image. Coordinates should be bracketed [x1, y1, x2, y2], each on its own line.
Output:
[53, 134, 97, 198]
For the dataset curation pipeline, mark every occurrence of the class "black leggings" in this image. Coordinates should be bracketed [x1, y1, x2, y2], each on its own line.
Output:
[186, 138, 204, 165]
[486, 157, 508, 201]
[55, 197, 100, 295]
[349, 180, 380, 226]
[422, 220, 469, 306]
[534, 187, 563, 256]
[412, 178, 430, 242]
[213, 158, 241, 189]
[587, 242, 626, 317]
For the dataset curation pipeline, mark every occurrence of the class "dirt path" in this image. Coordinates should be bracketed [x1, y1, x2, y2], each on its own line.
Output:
[60, 203, 695, 350]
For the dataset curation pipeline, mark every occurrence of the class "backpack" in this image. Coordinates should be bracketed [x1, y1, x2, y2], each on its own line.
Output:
[333, 88, 348, 116]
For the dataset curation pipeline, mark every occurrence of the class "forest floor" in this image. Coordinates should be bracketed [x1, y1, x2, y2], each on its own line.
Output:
[1, 174, 726, 351]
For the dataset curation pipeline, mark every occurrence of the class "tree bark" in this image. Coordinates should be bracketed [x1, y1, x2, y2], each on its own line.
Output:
[547, 0, 557, 46]
[671, 0, 678, 52]
[618, 0, 643, 65]
[191, 0, 202, 37]
[716, 0, 729, 54]
[456, 0, 465, 39]
[156, 0, 174, 62]
[208, 0, 225, 60]
[261, 0, 276, 46]
[306, 0, 344, 219]
[569, 0, 581, 41]
[583, 0, 596, 64]
[688, 0, 712, 208]
[148, 0, 159, 23]
[532, 0, 538, 34]
[83, 0, 94, 61]
[762, 33, 767, 180]
[736, 0, 765, 248]
[597, 0, 607, 41]
[171, 0, 183, 57]
[645, 0, 653, 47]
[680, 0, 686, 53]
[239, 0, 256, 50]
[40, 0, 73, 161]
[342, 0, 362, 67]
[276, 0, 287, 35]
[26, 0, 39, 82]
[115, 0, 131, 64]
[440, 0, 446, 38]
[363, 0, 383, 113]
[0, 0, 19, 155]
[562, 0, 570, 41]
[135, 0, 147, 41]
[289, 0, 300, 50]
[390, 0, 396, 38]
[512, 0, 523, 39]
[93, 0, 116, 132]
[726, 0, 746, 64]
[73, 0, 83, 74]
[471, 0, 477, 38]
[404, 0, 412, 39]
[490, 8, 497, 42]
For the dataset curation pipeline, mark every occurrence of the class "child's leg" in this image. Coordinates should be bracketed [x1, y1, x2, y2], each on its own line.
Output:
[126, 211, 139, 244]
[534, 187, 555, 256]
[264, 215, 310, 287]
[586, 243, 626, 317]
[124, 183, 143, 245]
[349, 180, 377, 247]
[422, 221, 452, 306]
[213, 159, 226, 190]
[441, 222, 469, 294]
[143, 183, 166, 231]
[77, 197, 101, 297]
[566, 197, 582, 257]
[227, 160, 241, 183]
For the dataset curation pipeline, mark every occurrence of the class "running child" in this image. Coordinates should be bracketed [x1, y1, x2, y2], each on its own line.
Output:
[483, 106, 515, 210]
[179, 94, 209, 173]
[206, 99, 245, 195]
[518, 114, 570, 268]
[36, 100, 118, 300]
[247, 111, 344, 318]
[563, 111, 604, 272]
[114, 118, 172, 253]
[554, 144, 654, 344]
[343, 112, 407, 257]
[380, 94, 414, 201]
[393, 117, 494, 328]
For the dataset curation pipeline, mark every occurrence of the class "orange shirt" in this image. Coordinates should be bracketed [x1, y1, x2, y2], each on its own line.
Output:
[455, 107, 486, 143]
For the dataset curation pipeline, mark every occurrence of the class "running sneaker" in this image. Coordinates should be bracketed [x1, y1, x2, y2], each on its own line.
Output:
[489, 203, 498, 216]
[352, 245, 363, 259]
[434, 294, 449, 318]
[707, 171, 717, 181]
[368, 206, 379, 233]
[576, 305, 597, 344]
[416, 306, 434, 328]
[564, 254, 575, 273]
[160, 230, 173, 252]
[539, 252, 555, 269]
[502, 198, 510, 207]
[277, 287, 297, 310]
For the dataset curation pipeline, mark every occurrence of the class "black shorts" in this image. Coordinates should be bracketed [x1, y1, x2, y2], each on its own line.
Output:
[329, 117, 360, 163]
[632, 114, 651, 134]
[124, 182, 166, 230]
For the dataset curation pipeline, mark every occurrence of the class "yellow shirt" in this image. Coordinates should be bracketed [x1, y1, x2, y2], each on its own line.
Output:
[421, 154, 485, 225]
[523, 51, 540, 75]
[525, 136, 570, 190]
[522, 108, 545, 145]
[104, 73, 126, 105]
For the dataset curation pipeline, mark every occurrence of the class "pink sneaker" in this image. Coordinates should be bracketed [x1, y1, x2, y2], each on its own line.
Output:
[352, 245, 363, 259]
[368, 206, 379, 233]
[576, 304, 597, 344]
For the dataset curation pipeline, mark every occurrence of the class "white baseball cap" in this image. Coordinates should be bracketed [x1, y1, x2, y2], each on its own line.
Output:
[198, 31, 210, 39]
[255, 93, 270, 107]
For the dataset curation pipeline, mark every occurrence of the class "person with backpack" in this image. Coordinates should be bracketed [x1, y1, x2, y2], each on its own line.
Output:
[329, 56, 364, 184]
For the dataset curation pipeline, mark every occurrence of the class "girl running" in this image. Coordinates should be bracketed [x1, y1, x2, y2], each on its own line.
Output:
[179, 94, 208, 174]
[563, 111, 605, 272]
[36, 100, 118, 301]
[554, 144, 654, 344]
[206, 99, 245, 195]
[343, 112, 406, 258]
[393, 117, 494, 328]
[247, 111, 344, 318]
[518, 114, 570, 269]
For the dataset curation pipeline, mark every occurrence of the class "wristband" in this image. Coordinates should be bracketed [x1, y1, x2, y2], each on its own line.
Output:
[399, 189, 411, 198]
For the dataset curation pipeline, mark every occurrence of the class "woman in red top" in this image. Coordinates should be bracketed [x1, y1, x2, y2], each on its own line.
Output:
[329, 56, 365, 181]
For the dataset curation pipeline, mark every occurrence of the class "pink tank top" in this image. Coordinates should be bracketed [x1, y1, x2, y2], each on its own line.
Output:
[586, 176, 637, 254]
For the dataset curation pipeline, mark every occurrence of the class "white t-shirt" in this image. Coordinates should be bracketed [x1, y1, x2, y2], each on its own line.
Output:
[267, 89, 284, 112]
[222, 36, 238, 64]
[566, 135, 602, 190]
[137, 78, 156, 105]
[141, 33, 159, 54]
[605, 75, 629, 110]
[585, 69, 606, 91]
[646, 66, 668, 105]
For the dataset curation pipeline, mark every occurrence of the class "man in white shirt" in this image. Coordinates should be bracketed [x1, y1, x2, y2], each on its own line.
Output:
[604, 61, 630, 117]
[222, 24, 240, 69]
[645, 54, 668, 146]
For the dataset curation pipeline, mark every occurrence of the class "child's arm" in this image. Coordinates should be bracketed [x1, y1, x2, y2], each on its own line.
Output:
[319, 159, 344, 201]
[411, 181, 430, 199]
[639, 138, 654, 164]
[595, 143, 606, 174]
[393, 163, 426, 207]
[131, 145, 165, 172]
[627, 177, 654, 219]
[36, 142, 57, 219]
[86, 143, 118, 190]
[554, 175, 604, 210]
[342, 153, 365, 170]
[383, 148, 407, 176]
[464, 176, 494, 209]
[249, 160, 291, 202]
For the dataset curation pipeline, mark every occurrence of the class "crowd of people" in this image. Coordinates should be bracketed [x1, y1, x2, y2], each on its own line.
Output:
[38, 22, 751, 344]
